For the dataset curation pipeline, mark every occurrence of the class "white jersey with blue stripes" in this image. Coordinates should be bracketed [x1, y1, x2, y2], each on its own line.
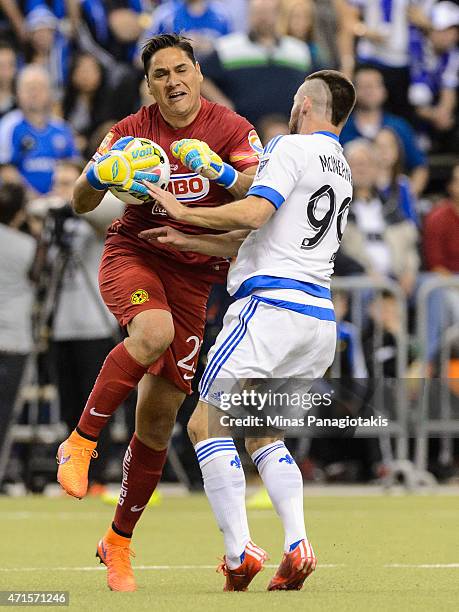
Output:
[227, 132, 353, 312]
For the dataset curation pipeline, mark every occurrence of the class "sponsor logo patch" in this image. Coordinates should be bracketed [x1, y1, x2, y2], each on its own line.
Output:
[248, 129, 263, 154]
[131, 289, 149, 305]
[99, 130, 114, 155]
[167, 173, 210, 202]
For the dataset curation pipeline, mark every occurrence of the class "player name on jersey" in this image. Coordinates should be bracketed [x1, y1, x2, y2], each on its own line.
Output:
[228, 132, 353, 298]
[319, 154, 352, 184]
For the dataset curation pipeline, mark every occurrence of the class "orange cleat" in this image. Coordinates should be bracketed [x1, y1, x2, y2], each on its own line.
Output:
[56, 430, 98, 499]
[96, 527, 137, 592]
[268, 539, 317, 591]
[217, 540, 268, 592]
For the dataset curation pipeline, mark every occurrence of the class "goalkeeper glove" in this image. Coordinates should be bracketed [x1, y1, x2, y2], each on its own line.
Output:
[87, 136, 162, 195]
[171, 139, 237, 189]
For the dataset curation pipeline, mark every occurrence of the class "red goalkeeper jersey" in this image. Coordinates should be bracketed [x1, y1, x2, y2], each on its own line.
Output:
[95, 97, 261, 281]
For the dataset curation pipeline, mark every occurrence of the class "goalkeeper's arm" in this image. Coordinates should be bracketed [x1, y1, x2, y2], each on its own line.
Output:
[73, 137, 162, 214]
[227, 166, 257, 199]
[72, 162, 107, 214]
[171, 139, 256, 199]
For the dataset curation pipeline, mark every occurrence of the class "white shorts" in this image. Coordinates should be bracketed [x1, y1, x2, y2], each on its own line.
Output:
[199, 294, 337, 405]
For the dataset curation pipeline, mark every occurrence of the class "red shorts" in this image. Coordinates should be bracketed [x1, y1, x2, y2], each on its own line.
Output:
[99, 238, 212, 394]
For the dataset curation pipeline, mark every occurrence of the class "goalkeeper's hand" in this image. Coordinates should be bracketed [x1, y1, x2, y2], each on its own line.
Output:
[171, 139, 237, 189]
[86, 136, 162, 196]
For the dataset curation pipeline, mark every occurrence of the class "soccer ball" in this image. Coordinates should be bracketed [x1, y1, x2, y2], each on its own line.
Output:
[109, 137, 170, 205]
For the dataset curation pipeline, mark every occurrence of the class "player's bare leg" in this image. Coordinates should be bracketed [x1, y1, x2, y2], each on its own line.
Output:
[245, 437, 317, 590]
[188, 401, 267, 591]
[97, 374, 184, 591]
[57, 309, 174, 498]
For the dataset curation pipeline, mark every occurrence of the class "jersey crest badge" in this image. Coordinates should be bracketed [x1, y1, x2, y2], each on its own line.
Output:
[256, 157, 269, 178]
[131, 289, 149, 305]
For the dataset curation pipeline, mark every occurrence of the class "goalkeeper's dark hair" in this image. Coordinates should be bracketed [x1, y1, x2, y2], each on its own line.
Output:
[304, 70, 356, 127]
[142, 34, 196, 75]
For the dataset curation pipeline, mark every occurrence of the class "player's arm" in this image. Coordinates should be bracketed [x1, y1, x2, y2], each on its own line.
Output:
[72, 128, 122, 214]
[73, 153, 137, 215]
[171, 139, 258, 199]
[138, 226, 249, 257]
[227, 166, 257, 199]
[144, 135, 302, 230]
[72, 162, 107, 214]
[72, 136, 162, 214]
[143, 183, 275, 230]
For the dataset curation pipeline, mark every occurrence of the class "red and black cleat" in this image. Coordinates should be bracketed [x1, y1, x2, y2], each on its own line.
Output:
[268, 539, 317, 591]
[217, 540, 268, 592]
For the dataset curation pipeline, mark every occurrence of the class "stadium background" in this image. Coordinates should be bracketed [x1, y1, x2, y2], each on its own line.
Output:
[0, 1, 458, 608]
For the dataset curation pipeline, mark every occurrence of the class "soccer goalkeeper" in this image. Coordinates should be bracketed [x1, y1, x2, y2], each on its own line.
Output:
[56, 34, 261, 592]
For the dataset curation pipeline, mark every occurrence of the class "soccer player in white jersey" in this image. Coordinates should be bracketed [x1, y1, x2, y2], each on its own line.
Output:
[141, 70, 356, 592]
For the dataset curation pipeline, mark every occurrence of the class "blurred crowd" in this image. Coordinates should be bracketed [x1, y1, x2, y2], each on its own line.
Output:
[0, 0, 458, 489]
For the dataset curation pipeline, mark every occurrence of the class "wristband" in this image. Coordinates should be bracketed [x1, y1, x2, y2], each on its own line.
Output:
[216, 162, 237, 189]
[86, 163, 107, 191]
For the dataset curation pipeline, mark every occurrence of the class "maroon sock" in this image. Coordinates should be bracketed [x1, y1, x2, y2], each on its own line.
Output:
[114, 434, 168, 536]
[77, 342, 147, 439]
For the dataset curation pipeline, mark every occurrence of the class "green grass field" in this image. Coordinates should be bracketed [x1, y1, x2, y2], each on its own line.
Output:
[0, 493, 458, 611]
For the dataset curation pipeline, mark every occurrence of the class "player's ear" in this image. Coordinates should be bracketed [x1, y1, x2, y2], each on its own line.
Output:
[195, 62, 204, 84]
[301, 96, 312, 117]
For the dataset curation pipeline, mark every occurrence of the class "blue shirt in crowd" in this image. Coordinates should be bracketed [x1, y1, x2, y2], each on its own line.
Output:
[146, 0, 232, 43]
[340, 111, 426, 171]
[408, 27, 459, 107]
[379, 175, 419, 226]
[0, 109, 78, 194]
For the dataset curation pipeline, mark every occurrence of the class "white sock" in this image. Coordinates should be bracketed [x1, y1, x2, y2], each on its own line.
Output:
[195, 438, 250, 569]
[252, 441, 307, 552]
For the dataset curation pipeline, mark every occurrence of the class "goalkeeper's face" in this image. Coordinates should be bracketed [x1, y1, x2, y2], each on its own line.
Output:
[146, 47, 203, 121]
